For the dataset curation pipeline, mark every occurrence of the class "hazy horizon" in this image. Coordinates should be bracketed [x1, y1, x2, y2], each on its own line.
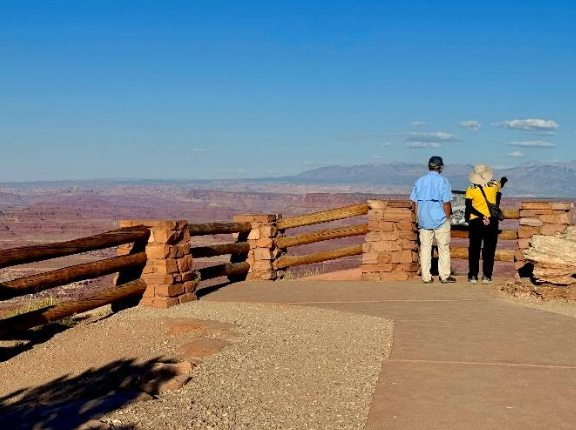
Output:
[1, 158, 576, 185]
[1, 1, 575, 181]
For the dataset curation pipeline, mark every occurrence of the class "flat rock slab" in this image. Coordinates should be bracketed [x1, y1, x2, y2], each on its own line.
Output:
[165, 318, 206, 334]
[164, 318, 237, 337]
[175, 337, 229, 359]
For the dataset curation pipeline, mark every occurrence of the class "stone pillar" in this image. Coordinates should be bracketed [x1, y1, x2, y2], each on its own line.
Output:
[516, 201, 574, 274]
[361, 200, 419, 281]
[117, 220, 198, 308]
[233, 214, 283, 280]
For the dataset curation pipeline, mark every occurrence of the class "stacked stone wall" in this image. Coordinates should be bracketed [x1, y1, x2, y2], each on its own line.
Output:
[118, 220, 198, 308]
[233, 214, 283, 280]
[516, 202, 574, 274]
[360, 200, 419, 281]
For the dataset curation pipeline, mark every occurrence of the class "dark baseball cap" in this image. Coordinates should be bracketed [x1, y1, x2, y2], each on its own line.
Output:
[428, 156, 444, 168]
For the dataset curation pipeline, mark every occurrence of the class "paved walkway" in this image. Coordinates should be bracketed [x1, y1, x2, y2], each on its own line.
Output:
[203, 279, 576, 430]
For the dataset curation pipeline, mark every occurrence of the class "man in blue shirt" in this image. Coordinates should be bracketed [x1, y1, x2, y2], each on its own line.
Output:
[410, 156, 456, 284]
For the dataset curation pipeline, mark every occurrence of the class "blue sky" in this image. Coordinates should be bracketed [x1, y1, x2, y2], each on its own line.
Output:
[0, 0, 575, 181]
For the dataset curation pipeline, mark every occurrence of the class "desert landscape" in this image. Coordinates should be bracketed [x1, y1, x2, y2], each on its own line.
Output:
[3, 1, 576, 428]
[0, 171, 535, 314]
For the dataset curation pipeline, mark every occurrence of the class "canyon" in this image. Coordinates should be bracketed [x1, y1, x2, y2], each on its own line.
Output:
[0, 175, 559, 314]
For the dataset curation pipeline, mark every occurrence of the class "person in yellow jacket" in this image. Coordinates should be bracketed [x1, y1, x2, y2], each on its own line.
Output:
[464, 164, 508, 284]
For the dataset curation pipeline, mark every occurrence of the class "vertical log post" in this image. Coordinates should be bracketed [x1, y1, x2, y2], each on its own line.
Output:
[233, 214, 283, 280]
[516, 202, 574, 277]
[361, 200, 419, 281]
[228, 218, 250, 283]
[117, 220, 198, 308]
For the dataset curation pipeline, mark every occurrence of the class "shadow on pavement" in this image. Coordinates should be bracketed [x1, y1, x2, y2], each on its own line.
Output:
[196, 280, 233, 298]
[0, 357, 179, 430]
[0, 321, 79, 362]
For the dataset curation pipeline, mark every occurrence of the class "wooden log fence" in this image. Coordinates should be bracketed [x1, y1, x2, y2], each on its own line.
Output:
[190, 242, 250, 258]
[0, 203, 524, 338]
[0, 252, 147, 301]
[451, 229, 519, 240]
[277, 203, 369, 230]
[188, 222, 253, 283]
[0, 226, 150, 269]
[0, 223, 152, 338]
[276, 223, 369, 249]
[197, 262, 250, 281]
[433, 247, 515, 262]
[189, 222, 252, 236]
[0, 279, 147, 339]
[275, 245, 363, 269]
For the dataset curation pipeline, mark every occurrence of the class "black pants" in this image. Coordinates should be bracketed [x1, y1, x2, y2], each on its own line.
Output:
[468, 218, 499, 278]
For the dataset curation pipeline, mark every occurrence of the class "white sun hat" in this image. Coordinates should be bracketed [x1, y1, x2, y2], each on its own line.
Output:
[468, 164, 494, 186]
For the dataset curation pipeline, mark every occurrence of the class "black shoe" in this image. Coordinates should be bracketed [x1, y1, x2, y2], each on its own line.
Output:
[440, 276, 457, 284]
[482, 276, 493, 284]
[468, 276, 478, 285]
[422, 278, 434, 284]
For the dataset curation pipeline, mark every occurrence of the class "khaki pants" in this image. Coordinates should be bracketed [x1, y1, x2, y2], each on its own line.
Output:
[419, 220, 451, 281]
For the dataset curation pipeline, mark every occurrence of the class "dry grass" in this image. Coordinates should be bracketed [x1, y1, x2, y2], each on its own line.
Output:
[0, 296, 76, 327]
[281, 267, 323, 280]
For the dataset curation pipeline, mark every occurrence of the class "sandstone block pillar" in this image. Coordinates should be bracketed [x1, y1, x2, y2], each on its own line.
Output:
[117, 220, 198, 308]
[361, 200, 419, 281]
[516, 201, 574, 275]
[233, 214, 283, 280]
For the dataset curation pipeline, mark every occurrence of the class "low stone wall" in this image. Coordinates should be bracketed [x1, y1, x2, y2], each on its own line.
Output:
[515, 201, 574, 275]
[118, 220, 198, 308]
[360, 200, 419, 281]
[233, 214, 283, 281]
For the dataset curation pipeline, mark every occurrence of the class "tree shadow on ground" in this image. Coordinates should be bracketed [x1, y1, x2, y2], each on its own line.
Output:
[0, 357, 179, 430]
[0, 321, 77, 362]
[0, 311, 100, 362]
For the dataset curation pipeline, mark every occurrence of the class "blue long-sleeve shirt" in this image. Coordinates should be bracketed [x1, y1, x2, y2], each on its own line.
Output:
[409, 171, 452, 229]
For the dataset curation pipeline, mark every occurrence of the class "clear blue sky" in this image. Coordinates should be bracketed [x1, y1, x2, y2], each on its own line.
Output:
[1, 0, 575, 181]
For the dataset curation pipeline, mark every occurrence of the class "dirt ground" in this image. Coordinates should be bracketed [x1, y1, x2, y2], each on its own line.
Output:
[0, 301, 392, 430]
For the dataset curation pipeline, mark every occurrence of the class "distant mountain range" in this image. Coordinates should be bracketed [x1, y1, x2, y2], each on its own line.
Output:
[273, 162, 576, 197]
[2, 161, 575, 198]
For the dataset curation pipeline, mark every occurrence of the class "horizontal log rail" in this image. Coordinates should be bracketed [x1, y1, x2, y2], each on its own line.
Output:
[0, 279, 147, 339]
[275, 245, 363, 269]
[502, 208, 520, 219]
[276, 223, 369, 249]
[451, 229, 518, 240]
[197, 262, 250, 281]
[433, 247, 514, 262]
[0, 226, 150, 270]
[190, 242, 250, 258]
[0, 252, 147, 301]
[189, 222, 252, 236]
[277, 203, 369, 230]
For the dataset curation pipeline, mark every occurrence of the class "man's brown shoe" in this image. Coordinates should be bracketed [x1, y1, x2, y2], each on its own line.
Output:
[440, 276, 457, 284]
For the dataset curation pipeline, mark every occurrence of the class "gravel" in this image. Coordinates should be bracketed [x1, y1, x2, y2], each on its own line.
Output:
[494, 281, 576, 319]
[105, 301, 393, 430]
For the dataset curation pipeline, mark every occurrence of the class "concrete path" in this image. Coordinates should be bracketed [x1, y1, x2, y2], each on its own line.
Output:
[203, 279, 576, 430]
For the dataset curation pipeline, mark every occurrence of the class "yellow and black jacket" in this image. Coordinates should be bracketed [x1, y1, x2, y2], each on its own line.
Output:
[465, 180, 503, 221]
